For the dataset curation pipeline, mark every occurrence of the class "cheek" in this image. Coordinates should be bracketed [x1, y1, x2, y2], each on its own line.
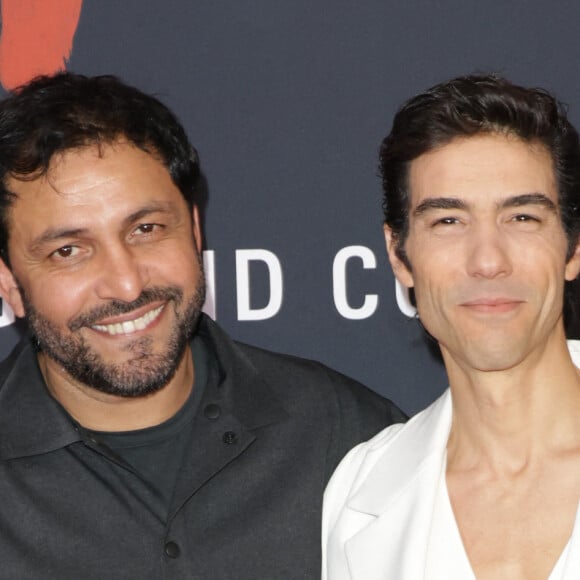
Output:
[143, 245, 204, 300]
[17, 271, 91, 325]
[32, 287, 78, 320]
[415, 290, 445, 322]
[519, 243, 567, 286]
[407, 257, 465, 330]
[160, 247, 201, 281]
[411, 276, 450, 328]
[405, 248, 456, 298]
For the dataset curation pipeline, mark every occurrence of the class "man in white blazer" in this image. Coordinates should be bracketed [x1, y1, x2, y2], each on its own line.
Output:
[323, 74, 580, 580]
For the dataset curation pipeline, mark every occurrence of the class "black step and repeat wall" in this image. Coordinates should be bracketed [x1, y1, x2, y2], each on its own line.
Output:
[1, 0, 580, 415]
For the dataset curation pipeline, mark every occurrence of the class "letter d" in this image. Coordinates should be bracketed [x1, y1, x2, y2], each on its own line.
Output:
[236, 249, 283, 321]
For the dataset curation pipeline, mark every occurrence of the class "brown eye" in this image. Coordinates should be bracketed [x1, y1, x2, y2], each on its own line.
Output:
[52, 245, 78, 259]
[135, 223, 159, 235]
[433, 216, 459, 226]
[513, 214, 538, 222]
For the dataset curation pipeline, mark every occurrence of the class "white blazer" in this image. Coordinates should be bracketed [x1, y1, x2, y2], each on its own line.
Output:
[322, 342, 580, 580]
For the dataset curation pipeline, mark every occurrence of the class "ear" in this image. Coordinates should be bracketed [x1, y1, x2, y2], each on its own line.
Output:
[565, 238, 580, 282]
[383, 224, 414, 289]
[0, 259, 25, 318]
[191, 204, 203, 253]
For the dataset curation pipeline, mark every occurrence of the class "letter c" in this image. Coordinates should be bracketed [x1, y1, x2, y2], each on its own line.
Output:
[333, 246, 378, 320]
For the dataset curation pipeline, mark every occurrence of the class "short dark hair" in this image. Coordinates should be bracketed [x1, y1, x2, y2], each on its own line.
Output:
[0, 72, 200, 259]
[380, 74, 580, 263]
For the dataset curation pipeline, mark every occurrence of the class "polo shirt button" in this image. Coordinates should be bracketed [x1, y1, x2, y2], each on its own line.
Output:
[203, 403, 221, 420]
[164, 541, 180, 559]
[223, 431, 237, 444]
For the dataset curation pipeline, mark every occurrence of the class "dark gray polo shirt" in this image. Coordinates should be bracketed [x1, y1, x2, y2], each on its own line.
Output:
[0, 315, 405, 579]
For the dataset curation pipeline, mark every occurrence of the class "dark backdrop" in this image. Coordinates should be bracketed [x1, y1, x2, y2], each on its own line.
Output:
[1, 0, 579, 415]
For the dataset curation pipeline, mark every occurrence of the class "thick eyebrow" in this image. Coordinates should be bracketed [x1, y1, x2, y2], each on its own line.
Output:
[413, 197, 468, 216]
[412, 192, 557, 218]
[499, 193, 557, 212]
[29, 227, 89, 254]
[123, 202, 177, 226]
[29, 201, 178, 254]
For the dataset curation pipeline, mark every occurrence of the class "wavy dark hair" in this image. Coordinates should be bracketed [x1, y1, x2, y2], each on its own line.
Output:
[380, 74, 580, 262]
[0, 72, 200, 261]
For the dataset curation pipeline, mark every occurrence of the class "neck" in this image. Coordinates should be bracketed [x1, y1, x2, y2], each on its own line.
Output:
[445, 336, 580, 474]
[38, 347, 194, 431]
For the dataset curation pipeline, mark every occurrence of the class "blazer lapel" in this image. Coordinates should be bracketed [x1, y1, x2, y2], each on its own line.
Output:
[562, 500, 580, 579]
[344, 390, 452, 580]
[338, 340, 580, 580]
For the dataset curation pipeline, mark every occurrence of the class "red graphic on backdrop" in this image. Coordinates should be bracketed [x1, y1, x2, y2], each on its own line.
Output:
[0, 0, 83, 91]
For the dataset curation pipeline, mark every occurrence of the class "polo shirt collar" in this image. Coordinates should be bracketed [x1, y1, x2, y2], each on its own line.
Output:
[196, 314, 288, 430]
[0, 340, 81, 460]
[0, 315, 287, 461]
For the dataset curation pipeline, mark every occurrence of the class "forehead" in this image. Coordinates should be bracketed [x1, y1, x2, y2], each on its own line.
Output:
[407, 133, 557, 209]
[2, 142, 188, 258]
[5, 141, 183, 228]
[8, 141, 171, 200]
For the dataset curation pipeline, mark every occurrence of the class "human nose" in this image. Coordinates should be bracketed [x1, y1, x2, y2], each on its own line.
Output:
[465, 223, 513, 279]
[94, 244, 149, 302]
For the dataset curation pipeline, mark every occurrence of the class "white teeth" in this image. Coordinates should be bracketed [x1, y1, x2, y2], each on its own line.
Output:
[91, 305, 164, 336]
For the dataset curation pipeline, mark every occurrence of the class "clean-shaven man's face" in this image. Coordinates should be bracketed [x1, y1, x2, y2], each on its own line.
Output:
[386, 133, 580, 373]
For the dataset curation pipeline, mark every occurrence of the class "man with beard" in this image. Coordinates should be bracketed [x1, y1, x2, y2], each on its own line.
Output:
[0, 73, 404, 580]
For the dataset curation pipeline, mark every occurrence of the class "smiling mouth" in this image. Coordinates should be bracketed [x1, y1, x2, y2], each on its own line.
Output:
[91, 304, 165, 336]
[461, 299, 522, 313]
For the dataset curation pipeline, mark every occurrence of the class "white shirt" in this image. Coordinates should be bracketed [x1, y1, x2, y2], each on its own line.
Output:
[322, 341, 580, 580]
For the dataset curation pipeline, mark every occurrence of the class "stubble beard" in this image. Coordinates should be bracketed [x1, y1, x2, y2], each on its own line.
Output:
[21, 269, 206, 398]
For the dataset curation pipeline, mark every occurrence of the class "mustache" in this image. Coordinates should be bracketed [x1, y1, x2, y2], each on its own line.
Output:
[68, 286, 183, 331]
